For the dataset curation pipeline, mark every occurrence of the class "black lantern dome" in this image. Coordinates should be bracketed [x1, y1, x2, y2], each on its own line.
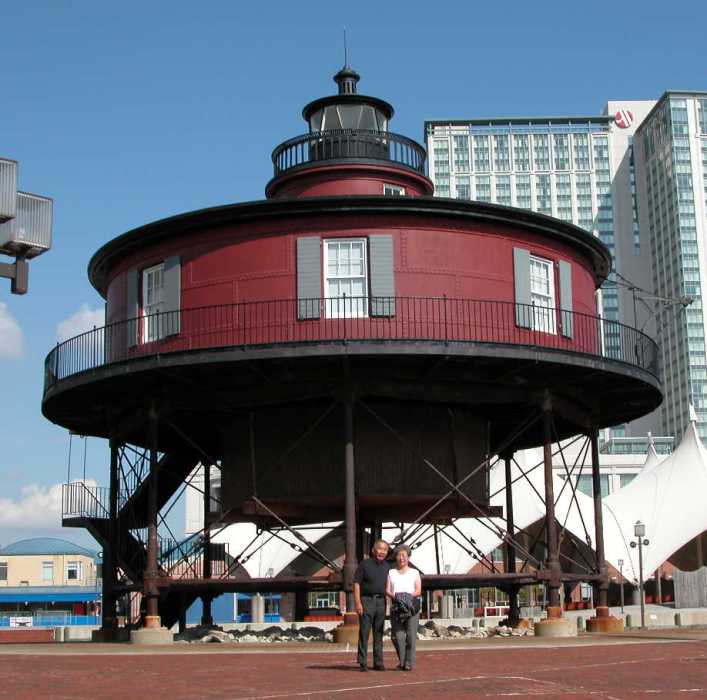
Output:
[302, 64, 394, 133]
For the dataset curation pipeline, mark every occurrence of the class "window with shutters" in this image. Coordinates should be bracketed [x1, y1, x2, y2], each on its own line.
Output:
[529, 256, 556, 334]
[324, 239, 368, 318]
[142, 263, 165, 342]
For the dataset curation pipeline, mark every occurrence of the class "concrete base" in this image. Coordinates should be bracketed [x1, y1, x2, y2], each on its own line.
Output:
[586, 616, 625, 633]
[332, 615, 359, 645]
[129, 627, 174, 645]
[534, 617, 577, 638]
[332, 624, 359, 645]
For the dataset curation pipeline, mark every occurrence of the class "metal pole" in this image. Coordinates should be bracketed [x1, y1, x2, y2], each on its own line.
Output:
[619, 563, 625, 614]
[590, 429, 609, 616]
[144, 408, 161, 628]
[541, 401, 561, 618]
[201, 463, 213, 626]
[655, 566, 662, 605]
[638, 536, 646, 629]
[102, 439, 119, 634]
[503, 453, 519, 624]
[343, 397, 358, 618]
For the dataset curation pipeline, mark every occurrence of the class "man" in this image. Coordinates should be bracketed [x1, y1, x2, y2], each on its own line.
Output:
[353, 539, 390, 671]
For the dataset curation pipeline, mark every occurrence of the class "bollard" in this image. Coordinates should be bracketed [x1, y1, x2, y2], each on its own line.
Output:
[674, 613, 682, 627]
[576, 617, 586, 632]
[54, 626, 64, 642]
[625, 614, 633, 628]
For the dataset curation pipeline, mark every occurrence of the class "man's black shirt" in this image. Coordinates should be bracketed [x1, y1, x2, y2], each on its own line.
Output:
[354, 557, 390, 596]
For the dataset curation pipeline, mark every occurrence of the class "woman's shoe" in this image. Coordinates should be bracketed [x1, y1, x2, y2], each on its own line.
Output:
[403, 664, 412, 671]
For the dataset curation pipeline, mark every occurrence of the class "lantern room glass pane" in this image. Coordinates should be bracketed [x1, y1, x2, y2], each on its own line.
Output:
[323, 106, 342, 130]
[337, 105, 361, 130]
[359, 106, 377, 131]
[309, 109, 324, 132]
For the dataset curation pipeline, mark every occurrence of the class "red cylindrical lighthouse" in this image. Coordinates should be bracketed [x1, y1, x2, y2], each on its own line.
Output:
[43, 66, 661, 635]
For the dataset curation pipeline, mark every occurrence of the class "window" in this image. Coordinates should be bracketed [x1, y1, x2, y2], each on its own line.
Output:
[0, 562, 6, 581]
[383, 183, 405, 196]
[533, 134, 550, 171]
[452, 135, 470, 173]
[142, 263, 165, 342]
[473, 135, 490, 171]
[475, 176, 491, 202]
[42, 561, 53, 582]
[529, 256, 556, 334]
[324, 239, 368, 318]
[513, 134, 530, 172]
[308, 591, 340, 609]
[495, 175, 511, 206]
[456, 176, 470, 200]
[66, 561, 82, 582]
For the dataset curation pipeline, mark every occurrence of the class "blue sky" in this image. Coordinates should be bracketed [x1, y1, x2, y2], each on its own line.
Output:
[0, 0, 705, 548]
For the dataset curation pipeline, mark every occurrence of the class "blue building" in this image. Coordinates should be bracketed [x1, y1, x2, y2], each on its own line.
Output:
[0, 537, 101, 627]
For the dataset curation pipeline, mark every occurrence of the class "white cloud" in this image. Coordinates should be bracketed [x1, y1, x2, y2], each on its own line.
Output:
[0, 480, 97, 532]
[56, 303, 104, 342]
[0, 302, 23, 359]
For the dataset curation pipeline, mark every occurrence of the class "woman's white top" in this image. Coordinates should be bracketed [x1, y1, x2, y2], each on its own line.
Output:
[388, 567, 420, 595]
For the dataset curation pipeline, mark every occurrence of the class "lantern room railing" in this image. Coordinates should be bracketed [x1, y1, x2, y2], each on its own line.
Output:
[44, 297, 659, 395]
[271, 129, 427, 176]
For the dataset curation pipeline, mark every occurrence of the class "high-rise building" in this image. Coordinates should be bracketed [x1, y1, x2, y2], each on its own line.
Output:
[635, 92, 707, 441]
[425, 102, 658, 436]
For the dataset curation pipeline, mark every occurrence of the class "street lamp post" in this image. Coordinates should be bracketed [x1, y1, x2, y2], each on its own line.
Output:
[630, 521, 650, 629]
[618, 558, 625, 614]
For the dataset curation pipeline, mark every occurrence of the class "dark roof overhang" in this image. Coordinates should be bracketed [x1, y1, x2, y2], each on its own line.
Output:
[302, 93, 394, 122]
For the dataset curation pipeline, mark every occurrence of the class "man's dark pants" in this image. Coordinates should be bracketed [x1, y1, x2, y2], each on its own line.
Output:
[358, 595, 386, 668]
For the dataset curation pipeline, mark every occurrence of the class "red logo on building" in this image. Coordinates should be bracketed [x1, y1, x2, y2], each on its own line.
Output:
[615, 109, 635, 129]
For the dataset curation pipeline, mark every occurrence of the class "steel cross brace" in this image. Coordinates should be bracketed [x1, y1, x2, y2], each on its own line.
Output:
[358, 399, 542, 566]
[250, 496, 342, 572]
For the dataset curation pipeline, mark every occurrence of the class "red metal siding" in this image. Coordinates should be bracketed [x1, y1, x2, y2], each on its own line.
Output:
[267, 163, 432, 199]
[106, 215, 597, 316]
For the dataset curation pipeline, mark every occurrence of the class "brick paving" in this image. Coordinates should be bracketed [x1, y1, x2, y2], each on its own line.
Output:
[1, 632, 707, 699]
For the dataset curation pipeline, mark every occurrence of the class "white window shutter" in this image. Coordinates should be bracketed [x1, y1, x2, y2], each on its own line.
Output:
[126, 268, 139, 346]
[297, 237, 321, 320]
[559, 260, 573, 338]
[513, 247, 532, 328]
[369, 234, 395, 317]
[163, 256, 181, 336]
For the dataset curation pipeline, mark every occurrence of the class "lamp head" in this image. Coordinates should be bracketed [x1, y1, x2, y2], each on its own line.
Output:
[634, 521, 646, 538]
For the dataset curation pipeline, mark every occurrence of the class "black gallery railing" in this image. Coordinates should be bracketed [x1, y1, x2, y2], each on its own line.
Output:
[44, 297, 659, 394]
[271, 128, 427, 176]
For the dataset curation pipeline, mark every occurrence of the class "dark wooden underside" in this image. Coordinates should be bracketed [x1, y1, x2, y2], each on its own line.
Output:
[43, 339, 662, 455]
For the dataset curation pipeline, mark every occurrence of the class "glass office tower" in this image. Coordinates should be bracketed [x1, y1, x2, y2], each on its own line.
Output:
[635, 92, 707, 441]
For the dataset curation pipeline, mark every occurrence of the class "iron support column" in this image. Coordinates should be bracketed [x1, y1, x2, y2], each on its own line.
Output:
[655, 566, 662, 604]
[102, 439, 119, 633]
[201, 463, 213, 626]
[542, 402, 561, 617]
[503, 453, 520, 624]
[144, 410, 161, 628]
[343, 397, 358, 617]
[590, 428, 609, 616]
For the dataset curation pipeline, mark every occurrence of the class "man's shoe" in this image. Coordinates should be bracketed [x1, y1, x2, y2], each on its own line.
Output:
[373, 665, 386, 671]
[359, 665, 368, 672]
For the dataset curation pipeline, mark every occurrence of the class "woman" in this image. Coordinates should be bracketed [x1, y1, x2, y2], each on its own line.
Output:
[386, 544, 422, 671]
